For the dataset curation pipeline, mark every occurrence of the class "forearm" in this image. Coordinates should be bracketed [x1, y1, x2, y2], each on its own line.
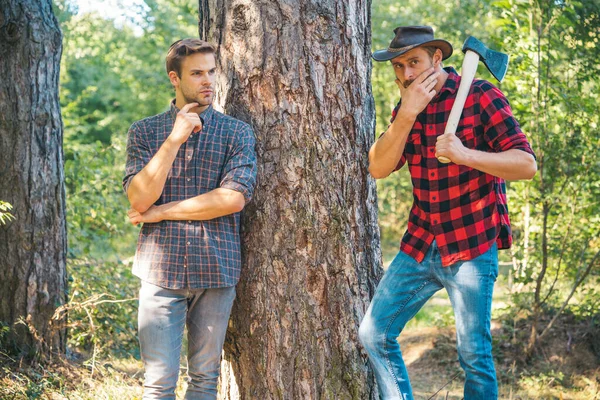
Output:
[462, 148, 537, 181]
[368, 110, 416, 179]
[127, 137, 181, 212]
[156, 188, 246, 221]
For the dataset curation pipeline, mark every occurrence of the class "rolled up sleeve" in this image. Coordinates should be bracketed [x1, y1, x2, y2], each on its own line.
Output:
[481, 86, 536, 158]
[219, 124, 257, 203]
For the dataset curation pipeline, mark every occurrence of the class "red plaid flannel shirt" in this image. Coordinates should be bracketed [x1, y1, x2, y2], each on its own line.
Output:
[390, 67, 535, 266]
[123, 102, 257, 289]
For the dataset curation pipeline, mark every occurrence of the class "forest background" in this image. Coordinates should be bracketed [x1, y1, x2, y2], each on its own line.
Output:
[1, 0, 599, 398]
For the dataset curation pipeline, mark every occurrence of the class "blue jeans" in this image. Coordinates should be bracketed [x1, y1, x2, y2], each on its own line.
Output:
[358, 242, 498, 400]
[138, 281, 236, 400]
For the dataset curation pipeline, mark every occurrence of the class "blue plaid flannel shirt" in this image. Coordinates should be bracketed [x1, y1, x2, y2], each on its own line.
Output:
[123, 102, 257, 289]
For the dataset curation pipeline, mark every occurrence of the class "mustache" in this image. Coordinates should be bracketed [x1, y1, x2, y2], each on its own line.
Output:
[403, 70, 436, 88]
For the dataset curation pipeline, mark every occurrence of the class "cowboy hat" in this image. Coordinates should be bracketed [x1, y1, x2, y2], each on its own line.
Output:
[372, 25, 453, 62]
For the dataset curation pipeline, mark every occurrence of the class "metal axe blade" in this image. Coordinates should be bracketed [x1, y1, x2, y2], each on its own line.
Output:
[462, 36, 509, 82]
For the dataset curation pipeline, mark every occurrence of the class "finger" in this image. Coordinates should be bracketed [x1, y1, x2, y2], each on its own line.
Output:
[424, 76, 440, 92]
[437, 132, 454, 142]
[425, 77, 438, 90]
[180, 102, 199, 113]
[426, 88, 437, 98]
[395, 79, 406, 95]
[187, 116, 202, 133]
[416, 68, 435, 84]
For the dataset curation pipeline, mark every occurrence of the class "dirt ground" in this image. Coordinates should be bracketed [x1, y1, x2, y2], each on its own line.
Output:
[2, 296, 599, 399]
[401, 319, 600, 400]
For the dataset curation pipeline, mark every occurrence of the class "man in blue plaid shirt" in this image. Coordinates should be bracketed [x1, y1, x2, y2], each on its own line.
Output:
[123, 38, 257, 399]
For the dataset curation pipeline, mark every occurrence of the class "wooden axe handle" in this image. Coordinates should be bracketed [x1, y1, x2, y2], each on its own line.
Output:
[437, 50, 480, 163]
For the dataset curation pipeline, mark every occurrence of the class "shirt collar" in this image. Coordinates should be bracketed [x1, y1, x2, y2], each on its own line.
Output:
[437, 66, 460, 97]
[169, 99, 215, 125]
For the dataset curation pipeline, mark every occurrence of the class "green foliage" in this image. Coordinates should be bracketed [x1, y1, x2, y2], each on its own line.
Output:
[65, 136, 137, 261]
[66, 259, 139, 359]
[494, 0, 600, 331]
[58, 1, 196, 145]
[0, 201, 14, 225]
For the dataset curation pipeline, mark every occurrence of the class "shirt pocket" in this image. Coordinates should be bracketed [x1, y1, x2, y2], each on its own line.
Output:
[405, 132, 422, 165]
[457, 123, 475, 149]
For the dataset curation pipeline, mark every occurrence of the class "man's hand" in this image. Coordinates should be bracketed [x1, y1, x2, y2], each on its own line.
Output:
[128, 205, 163, 226]
[435, 132, 469, 165]
[397, 68, 440, 118]
[169, 102, 202, 145]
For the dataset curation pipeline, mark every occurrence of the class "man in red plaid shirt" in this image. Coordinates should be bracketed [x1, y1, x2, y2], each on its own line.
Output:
[358, 26, 536, 400]
[124, 39, 256, 399]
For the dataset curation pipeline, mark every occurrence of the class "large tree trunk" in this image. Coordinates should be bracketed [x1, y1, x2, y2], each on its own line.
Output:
[199, 1, 381, 398]
[0, 0, 67, 358]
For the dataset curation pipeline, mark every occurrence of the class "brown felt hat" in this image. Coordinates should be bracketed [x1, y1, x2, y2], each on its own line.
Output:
[372, 25, 453, 62]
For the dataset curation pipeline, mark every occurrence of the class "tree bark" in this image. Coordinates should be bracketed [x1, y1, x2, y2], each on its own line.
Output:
[199, 1, 381, 398]
[0, 0, 67, 358]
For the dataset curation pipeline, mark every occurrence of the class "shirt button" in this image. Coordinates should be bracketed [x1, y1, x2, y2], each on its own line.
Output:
[183, 264, 187, 268]
[187, 155, 192, 160]
[188, 220, 192, 223]
[428, 125, 433, 130]
[187, 241, 191, 245]
[430, 172, 435, 177]
[430, 148, 434, 153]
[433, 219, 438, 224]
[432, 196, 437, 201]
[186, 178, 191, 182]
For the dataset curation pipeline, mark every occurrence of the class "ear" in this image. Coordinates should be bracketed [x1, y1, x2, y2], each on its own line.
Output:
[433, 48, 443, 66]
[168, 71, 180, 88]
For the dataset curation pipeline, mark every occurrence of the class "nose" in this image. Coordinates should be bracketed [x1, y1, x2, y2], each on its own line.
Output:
[403, 67, 414, 81]
[198, 72, 212, 85]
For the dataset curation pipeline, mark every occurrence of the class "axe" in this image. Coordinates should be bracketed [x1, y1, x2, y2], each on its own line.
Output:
[437, 36, 509, 163]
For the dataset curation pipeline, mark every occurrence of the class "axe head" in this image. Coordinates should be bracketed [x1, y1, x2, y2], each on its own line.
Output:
[462, 36, 509, 82]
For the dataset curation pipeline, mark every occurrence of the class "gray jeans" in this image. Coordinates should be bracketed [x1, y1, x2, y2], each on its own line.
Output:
[138, 280, 236, 400]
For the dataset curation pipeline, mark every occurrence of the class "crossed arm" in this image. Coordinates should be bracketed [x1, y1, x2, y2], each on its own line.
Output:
[127, 188, 245, 225]
[126, 103, 248, 225]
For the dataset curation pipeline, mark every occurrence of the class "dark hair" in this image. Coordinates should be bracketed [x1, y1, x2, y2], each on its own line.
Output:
[421, 45, 439, 58]
[166, 38, 216, 77]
